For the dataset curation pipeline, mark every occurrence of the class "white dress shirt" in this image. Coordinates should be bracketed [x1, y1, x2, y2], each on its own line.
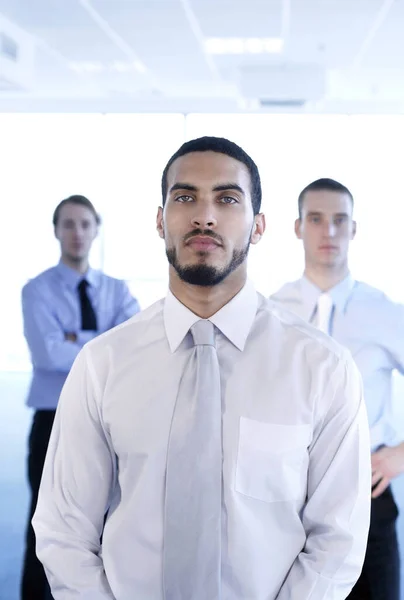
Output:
[33, 280, 371, 600]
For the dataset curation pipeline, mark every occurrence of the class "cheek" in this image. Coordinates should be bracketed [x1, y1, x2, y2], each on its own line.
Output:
[301, 230, 317, 247]
[337, 228, 351, 241]
[228, 216, 254, 243]
[164, 214, 187, 243]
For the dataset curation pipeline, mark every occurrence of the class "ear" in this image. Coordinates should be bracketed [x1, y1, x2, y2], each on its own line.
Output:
[156, 206, 164, 239]
[54, 226, 60, 242]
[351, 220, 357, 240]
[250, 213, 265, 245]
[295, 218, 302, 240]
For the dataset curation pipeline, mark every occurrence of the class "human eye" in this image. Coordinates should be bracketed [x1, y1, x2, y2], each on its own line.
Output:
[219, 196, 238, 204]
[174, 195, 194, 203]
[334, 216, 347, 225]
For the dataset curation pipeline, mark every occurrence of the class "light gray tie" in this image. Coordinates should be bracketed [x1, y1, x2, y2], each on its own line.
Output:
[163, 319, 222, 600]
[315, 293, 333, 334]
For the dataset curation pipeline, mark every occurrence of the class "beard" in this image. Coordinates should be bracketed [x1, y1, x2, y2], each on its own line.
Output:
[166, 242, 250, 287]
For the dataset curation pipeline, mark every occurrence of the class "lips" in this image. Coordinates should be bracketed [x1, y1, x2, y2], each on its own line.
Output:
[186, 235, 221, 250]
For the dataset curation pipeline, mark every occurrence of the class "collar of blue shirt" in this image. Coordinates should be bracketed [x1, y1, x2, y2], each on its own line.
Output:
[164, 279, 258, 353]
[56, 260, 101, 290]
[300, 273, 356, 321]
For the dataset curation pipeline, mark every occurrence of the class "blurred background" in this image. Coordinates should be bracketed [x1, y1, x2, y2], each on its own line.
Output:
[2, 0, 404, 598]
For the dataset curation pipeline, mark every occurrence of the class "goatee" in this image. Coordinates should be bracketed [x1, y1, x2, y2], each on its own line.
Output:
[166, 244, 250, 287]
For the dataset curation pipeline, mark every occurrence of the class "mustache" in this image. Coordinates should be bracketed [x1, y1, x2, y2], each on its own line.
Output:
[183, 229, 224, 246]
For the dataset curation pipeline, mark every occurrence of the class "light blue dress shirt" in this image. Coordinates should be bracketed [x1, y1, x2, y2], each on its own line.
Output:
[22, 261, 140, 409]
[271, 274, 404, 449]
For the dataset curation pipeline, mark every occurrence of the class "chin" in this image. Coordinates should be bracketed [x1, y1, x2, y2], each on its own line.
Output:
[321, 260, 339, 268]
[67, 253, 86, 263]
[191, 257, 224, 269]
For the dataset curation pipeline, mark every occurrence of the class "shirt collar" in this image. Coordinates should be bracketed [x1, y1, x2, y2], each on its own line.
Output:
[56, 261, 100, 290]
[164, 279, 258, 353]
[300, 273, 356, 317]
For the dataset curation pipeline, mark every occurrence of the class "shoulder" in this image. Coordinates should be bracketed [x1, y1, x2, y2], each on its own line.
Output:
[22, 267, 58, 298]
[353, 280, 404, 316]
[86, 298, 164, 355]
[270, 279, 301, 303]
[260, 294, 351, 365]
[254, 296, 361, 418]
[269, 280, 305, 313]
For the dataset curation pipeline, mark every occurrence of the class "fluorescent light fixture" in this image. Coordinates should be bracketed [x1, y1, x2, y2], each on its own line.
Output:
[205, 37, 284, 55]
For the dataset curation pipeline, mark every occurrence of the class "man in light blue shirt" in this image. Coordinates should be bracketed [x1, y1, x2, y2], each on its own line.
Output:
[20, 194, 140, 600]
[271, 178, 404, 600]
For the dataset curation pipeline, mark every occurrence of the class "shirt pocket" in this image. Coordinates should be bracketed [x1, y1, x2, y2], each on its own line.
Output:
[235, 417, 311, 503]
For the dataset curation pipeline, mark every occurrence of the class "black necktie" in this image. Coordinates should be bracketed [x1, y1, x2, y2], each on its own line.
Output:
[78, 279, 97, 331]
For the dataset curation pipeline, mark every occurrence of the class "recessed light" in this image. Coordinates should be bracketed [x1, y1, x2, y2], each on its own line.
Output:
[205, 37, 284, 55]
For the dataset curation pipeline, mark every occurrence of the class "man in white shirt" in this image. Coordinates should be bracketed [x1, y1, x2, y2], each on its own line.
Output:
[271, 177, 404, 600]
[33, 138, 371, 600]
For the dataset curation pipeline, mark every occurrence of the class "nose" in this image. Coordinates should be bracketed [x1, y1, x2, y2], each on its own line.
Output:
[72, 224, 85, 238]
[324, 221, 336, 237]
[191, 206, 217, 229]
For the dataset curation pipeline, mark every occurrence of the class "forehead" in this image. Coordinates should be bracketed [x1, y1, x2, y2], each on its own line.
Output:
[58, 203, 95, 221]
[302, 190, 352, 215]
[166, 151, 251, 190]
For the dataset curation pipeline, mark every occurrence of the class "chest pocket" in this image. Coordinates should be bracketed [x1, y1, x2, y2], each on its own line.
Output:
[235, 417, 311, 503]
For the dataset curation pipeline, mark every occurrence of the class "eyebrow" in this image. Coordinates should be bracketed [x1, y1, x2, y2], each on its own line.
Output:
[169, 183, 197, 193]
[62, 218, 92, 225]
[169, 182, 245, 195]
[307, 211, 349, 217]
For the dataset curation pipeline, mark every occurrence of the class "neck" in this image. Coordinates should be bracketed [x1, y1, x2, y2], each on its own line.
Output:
[61, 256, 89, 275]
[169, 266, 247, 318]
[304, 262, 349, 292]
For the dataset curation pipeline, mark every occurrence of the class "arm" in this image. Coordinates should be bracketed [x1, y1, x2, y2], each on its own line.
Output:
[22, 284, 96, 372]
[277, 352, 371, 600]
[369, 301, 404, 496]
[32, 346, 116, 599]
[386, 301, 404, 374]
[371, 442, 404, 497]
[112, 281, 140, 327]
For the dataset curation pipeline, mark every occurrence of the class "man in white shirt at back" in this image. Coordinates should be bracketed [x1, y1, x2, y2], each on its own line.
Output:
[33, 138, 371, 599]
[271, 177, 404, 600]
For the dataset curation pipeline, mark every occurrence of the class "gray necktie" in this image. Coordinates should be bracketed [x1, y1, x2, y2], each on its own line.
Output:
[315, 293, 333, 334]
[163, 319, 222, 600]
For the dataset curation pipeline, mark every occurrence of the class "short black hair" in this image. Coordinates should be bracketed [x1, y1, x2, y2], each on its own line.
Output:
[53, 195, 101, 227]
[298, 178, 354, 219]
[161, 136, 262, 215]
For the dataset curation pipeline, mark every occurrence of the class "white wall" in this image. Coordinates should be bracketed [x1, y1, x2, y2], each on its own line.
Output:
[3, 112, 404, 369]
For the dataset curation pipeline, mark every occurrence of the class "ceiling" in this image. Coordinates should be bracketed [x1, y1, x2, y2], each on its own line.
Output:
[0, 0, 403, 113]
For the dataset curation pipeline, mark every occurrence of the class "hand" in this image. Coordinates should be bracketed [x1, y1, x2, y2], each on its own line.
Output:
[65, 332, 77, 342]
[371, 443, 404, 498]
